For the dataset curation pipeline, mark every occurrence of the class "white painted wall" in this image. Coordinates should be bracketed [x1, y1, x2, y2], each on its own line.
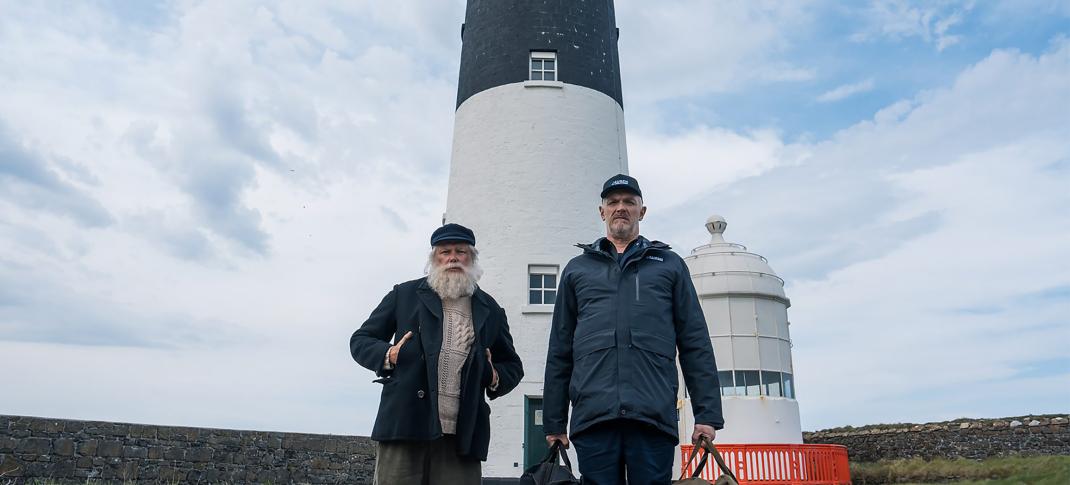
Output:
[678, 396, 803, 444]
[445, 80, 628, 477]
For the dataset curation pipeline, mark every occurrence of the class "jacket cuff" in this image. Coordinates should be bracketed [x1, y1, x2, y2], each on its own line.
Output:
[375, 344, 394, 377]
[543, 425, 566, 435]
[481, 358, 494, 387]
[695, 420, 724, 430]
[488, 365, 499, 392]
[382, 348, 394, 370]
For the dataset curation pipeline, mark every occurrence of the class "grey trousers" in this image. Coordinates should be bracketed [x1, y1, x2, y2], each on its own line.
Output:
[373, 435, 481, 485]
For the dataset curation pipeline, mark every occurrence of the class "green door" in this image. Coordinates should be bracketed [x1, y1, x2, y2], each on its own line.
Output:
[524, 396, 550, 470]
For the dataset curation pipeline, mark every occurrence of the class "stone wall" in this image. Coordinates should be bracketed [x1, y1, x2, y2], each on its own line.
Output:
[0, 415, 375, 484]
[804, 414, 1070, 462]
[5, 413, 1068, 482]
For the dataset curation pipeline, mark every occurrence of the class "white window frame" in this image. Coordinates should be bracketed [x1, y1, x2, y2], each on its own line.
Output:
[530, 51, 557, 81]
[527, 265, 558, 306]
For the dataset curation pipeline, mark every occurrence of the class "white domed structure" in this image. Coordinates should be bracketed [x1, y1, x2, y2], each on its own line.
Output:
[677, 215, 802, 444]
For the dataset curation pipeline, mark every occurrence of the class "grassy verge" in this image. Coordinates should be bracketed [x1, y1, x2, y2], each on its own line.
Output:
[850, 455, 1070, 484]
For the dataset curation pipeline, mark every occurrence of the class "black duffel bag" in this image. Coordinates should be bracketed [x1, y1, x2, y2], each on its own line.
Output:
[519, 442, 580, 485]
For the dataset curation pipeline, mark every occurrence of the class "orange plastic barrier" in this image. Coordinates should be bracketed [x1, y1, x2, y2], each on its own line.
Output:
[680, 443, 851, 485]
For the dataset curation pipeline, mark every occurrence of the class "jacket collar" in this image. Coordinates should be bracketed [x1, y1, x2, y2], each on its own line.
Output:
[416, 277, 490, 340]
[416, 277, 443, 319]
[576, 235, 670, 256]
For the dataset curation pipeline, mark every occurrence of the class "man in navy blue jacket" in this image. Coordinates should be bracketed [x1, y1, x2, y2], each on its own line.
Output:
[543, 174, 723, 485]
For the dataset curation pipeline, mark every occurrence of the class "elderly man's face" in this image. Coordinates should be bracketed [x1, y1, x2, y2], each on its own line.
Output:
[433, 243, 472, 272]
[599, 191, 646, 239]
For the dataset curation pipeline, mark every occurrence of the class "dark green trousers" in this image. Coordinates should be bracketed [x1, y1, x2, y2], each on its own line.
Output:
[373, 435, 481, 485]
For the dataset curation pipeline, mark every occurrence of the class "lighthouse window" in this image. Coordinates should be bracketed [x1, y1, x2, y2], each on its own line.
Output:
[528, 265, 559, 305]
[762, 371, 783, 397]
[530, 51, 557, 81]
[737, 370, 761, 396]
[718, 370, 736, 396]
[782, 373, 795, 399]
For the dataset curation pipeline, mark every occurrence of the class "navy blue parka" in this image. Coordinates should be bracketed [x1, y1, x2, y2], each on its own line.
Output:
[543, 236, 723, 439]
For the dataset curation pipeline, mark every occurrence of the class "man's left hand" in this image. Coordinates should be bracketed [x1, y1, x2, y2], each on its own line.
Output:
[692, 424, 716, 446]
[485, 349, 499, 389]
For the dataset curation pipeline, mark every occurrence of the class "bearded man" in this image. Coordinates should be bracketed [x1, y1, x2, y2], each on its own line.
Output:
[350, 223, 523, 485]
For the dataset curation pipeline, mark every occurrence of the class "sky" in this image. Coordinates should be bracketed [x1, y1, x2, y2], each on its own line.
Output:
[1, 0, 1068, 435]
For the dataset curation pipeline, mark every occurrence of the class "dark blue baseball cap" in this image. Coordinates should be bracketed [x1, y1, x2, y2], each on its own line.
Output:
[600, 173, 642, 199]
[430, 223, 476, 246]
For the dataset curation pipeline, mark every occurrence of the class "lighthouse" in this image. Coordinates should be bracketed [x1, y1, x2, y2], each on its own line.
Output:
[443, 0, 627, 477]
[441, 2, 851, 482]
[678, 215, 802, 445]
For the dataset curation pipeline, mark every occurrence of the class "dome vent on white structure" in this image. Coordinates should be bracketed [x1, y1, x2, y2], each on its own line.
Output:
[678, 215, 802, 444]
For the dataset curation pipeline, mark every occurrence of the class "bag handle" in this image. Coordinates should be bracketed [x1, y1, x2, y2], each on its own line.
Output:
[686, 436, 739, 482]
[542, 441, 574, 472]
[707, 439, 738, 483]
[683, 439, 710, 478]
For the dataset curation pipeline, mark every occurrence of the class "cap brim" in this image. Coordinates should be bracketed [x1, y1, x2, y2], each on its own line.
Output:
[600, 186, 642, 199]
[431, 237, 476, 246]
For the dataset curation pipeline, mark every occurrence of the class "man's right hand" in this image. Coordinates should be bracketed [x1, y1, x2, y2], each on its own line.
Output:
[387, 331, 414, 365]
[546, 433, 569, 449]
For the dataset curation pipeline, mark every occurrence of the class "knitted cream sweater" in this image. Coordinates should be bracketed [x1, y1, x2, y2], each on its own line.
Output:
[438, 296, 475, 434]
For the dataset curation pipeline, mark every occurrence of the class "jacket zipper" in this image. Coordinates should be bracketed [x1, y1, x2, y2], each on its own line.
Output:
[582, 240, 665, 303]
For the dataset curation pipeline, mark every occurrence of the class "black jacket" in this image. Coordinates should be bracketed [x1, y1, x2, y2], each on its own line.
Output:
[350, 277, 523, 461]
[543, 236, 723, 439]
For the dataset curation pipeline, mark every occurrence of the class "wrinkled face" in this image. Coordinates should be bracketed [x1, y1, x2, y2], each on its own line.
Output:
[432, 243, 472, 272]
[599, 191, 646, 239]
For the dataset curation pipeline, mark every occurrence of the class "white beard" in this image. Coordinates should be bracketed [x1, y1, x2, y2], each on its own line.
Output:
[427, 261, 482, 300]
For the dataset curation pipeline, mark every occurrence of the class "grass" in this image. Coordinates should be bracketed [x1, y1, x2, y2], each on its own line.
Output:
[850, 455, 1070, 485]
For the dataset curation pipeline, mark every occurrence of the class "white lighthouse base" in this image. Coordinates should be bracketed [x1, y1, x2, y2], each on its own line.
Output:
[678, 396, 803, 445]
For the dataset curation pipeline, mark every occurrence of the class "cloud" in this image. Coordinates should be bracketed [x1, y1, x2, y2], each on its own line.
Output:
[640, 37, 1070, 429]
[630, 127, 806, 209]
[379, 206, 409, 233]
[0, 0, 459, 434]
[0, 121, 113, 227]
[0, 258, 234, 348]
[615, 1, 818, 107]
[181, 153, 269, 255]
[850, 0, 973, 51]
[204, 85, 283, 167]
[0, 339, 378, 435]
[816, 78, 876, 103]
[125, 212, 214, 261]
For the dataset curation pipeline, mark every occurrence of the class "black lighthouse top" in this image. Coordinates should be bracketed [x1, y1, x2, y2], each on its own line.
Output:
[455, 0, 624, 109]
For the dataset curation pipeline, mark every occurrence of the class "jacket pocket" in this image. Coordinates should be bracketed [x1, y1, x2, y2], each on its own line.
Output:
[633, 262, 675, 309]
[569, 329, 616, 404]
[631, 330, 676, 360]
[573, 329, 616, 359]
[629, 330, 679, 423]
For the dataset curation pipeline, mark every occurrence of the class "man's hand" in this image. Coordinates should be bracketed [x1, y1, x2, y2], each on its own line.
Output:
[387, 331, 413, 365]
[691, 424, 716, 446]
[546, 433, 569, 449]
[485, 349, 499, 389]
